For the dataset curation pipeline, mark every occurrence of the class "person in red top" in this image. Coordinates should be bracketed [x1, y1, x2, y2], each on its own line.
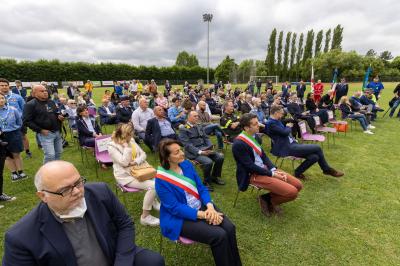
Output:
[313, 80, 324, 104]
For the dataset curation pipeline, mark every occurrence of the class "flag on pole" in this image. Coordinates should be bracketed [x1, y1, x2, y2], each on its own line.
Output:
[331, 68, 339, 99]
[362, 65, 372, 92]
[310, 64, 314, 93]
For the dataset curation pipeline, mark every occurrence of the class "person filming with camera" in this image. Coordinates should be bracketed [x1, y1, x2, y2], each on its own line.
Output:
[23, 85, 65, 164]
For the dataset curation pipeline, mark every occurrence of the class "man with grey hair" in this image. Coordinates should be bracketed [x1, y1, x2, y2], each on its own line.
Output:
[3, 160, 165, 266]
[23, 85, 64, 164]
[131, 97, 154, 140]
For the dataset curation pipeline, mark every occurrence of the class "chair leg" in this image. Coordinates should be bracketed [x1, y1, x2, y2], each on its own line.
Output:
[233, 190, 240, 207]
[291, 159, 295, 172]
[279, 158, 284, 168]
[95, 161, 99, 179]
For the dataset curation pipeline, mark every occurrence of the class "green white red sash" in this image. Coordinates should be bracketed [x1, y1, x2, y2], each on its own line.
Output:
[156, 166, 200, 199]
[236, 131, 262, 156]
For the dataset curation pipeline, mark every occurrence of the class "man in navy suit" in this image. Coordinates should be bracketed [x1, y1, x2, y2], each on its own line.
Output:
[98, 98, 118, 125]
[265, 105, 344, 179]
[2, 160, 164, 266]
[232, 114, 303, 217]
[145, 106, 177, 152]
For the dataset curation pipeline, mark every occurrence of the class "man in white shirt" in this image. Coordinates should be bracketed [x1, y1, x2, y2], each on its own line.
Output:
[131, 97, 154, 140]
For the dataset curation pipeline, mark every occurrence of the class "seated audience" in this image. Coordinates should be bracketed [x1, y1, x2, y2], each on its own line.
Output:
[339, 96, 375, 134]
[98, 98, 118, 125]
[220, 101, 242, 142]
[2, 160, 165, 266]
[205, 92, 222, 115]
[179, 111, 225, 190]
[197, 101, 224, 150]
[155, 139, 241, 266]
[155, 93, 169, 110]
[233, 113, 303, 216]
[145, 106, 177, 152]
[305, 92, 329, 124]
[131, 97, 154, 140]
[265, 105, 344, 179]
[239, 94, 253, 114]
[64, 100, 78, 129]
[249, 98, 267, 125]
[108, 123, 160, 226]
[76, 105, 102, 147]
[116, 96, 133, 123]
[318, 90, 334, 110]
[168, 97, 187, 128]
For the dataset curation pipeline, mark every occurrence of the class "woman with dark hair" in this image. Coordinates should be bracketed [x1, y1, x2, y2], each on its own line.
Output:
[305, 92, 329, 124]
[155, 139, 241, 266]
[76, 105, 102, 147]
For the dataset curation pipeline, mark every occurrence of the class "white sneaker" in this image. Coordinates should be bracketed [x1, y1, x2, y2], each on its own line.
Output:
[152, 200, 160, 211]
[363, 130, 374, 135]
[140, 215, 160, 226]
[367, 125, 376, 129]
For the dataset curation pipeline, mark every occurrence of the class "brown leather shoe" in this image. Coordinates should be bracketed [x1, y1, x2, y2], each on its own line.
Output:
[323, 168, 344, 177]
[258, 196, 272, 217]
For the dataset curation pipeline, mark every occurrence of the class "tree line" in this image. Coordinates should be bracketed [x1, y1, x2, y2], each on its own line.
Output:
[0, 58, 214, 85]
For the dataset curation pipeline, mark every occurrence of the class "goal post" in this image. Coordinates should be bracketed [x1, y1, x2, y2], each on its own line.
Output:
[249, 75, 279, 86]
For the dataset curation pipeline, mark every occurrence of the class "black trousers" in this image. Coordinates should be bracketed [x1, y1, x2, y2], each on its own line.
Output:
[134, 247, 165, 266]
[194, 153, 224, 183]
[180, 213, 242, 266]
[287, 143, 331, 176]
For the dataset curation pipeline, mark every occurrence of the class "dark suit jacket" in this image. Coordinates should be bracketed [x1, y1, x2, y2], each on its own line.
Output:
[179, 124, 212, 160]
[116, 106, 133, 123]
[98, 105, 116, 124]
[145, 117, 176, 151]
[76, 116, 101, 146]
[240, 102, 252, 114]
[232, 137, 275, 191]
[3, 183, 137, 266]
[265, 118, 293, 157]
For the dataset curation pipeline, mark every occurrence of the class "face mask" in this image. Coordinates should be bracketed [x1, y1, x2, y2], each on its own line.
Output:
[56, 198, 87, 219]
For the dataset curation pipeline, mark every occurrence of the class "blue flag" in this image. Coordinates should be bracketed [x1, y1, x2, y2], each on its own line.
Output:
[332, 68, 339, 84]
[362, 66, 372, 92]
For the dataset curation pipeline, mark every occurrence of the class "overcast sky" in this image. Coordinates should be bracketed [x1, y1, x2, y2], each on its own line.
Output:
[1, 0, 399, 67]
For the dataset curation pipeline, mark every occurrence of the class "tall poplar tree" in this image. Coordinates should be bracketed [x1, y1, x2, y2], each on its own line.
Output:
[276, 31, 284, 76]
[331, 24, 344, 50]
[289, 33, 297, 78]
[324, 29, 331, 53]
[302, 30, 314, 64]
[314, 30, 323, 56]
[282, 32, 291, 80]
[265, 28, 277, 75]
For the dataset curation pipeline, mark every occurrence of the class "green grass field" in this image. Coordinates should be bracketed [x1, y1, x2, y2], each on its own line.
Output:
[1, 82, 399, 265]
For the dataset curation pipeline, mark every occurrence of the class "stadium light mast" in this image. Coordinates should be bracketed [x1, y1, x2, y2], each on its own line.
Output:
[203, 13, 213, 84]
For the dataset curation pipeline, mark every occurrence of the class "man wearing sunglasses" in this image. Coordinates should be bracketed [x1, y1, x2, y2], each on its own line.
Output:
[2, 160, 164, 266]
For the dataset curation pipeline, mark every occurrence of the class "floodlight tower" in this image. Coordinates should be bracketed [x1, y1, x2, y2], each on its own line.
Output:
[203, 13, 213, 84]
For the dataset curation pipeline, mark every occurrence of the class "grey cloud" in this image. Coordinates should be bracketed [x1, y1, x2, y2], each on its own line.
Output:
[0, 0, 399, 68]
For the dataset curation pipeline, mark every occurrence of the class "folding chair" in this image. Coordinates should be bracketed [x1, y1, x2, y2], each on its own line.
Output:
[94, 135, 113, 178]
[159, 233, 198, 265]
[298, 121, 325, 145]
[114, 183, 150, 206]
[313, 116, 337, 147]
[327, 110, 349, 136]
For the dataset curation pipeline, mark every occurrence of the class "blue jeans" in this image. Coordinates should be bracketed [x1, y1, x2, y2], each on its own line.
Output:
[389, 98, 400, 117]
[38, 131, 63, 164]
[349, 114, 369, 131]
[203, 124, 224, 149]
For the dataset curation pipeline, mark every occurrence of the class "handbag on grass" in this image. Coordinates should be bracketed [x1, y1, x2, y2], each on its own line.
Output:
[130, 142, 156, 182]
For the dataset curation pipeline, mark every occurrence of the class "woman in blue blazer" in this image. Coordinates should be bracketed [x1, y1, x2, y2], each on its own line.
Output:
[76, 105, 102, 147]
[155, 139, 241, 266]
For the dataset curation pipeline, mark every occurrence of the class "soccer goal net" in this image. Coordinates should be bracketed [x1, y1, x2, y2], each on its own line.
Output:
[249, 76, 279, 86]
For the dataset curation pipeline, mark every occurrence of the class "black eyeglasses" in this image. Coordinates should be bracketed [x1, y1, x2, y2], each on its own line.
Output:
[42, 177, 86, 197]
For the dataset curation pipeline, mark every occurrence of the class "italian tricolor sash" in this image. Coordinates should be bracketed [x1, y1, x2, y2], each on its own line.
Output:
[156, 166, 200, 199]
[236, 131, 262, 156]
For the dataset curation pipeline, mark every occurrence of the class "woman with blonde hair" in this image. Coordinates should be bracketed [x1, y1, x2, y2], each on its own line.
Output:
[339, 96, 375, 134]
[108, 123, 160, 226]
